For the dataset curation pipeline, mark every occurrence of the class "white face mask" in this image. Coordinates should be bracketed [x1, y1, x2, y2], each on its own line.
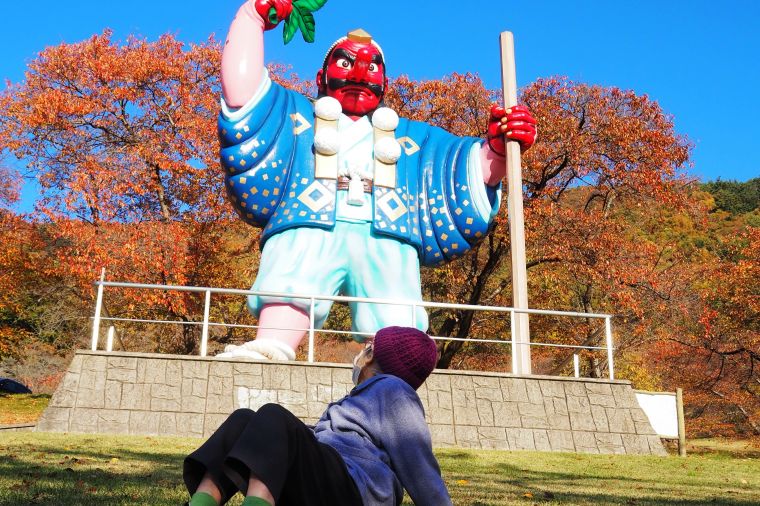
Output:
[351, 354, 362, 386]
[351, 345, 372, 385]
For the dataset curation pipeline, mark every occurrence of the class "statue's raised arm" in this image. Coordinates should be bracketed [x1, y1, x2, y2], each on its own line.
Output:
[222, 0, 293, 107]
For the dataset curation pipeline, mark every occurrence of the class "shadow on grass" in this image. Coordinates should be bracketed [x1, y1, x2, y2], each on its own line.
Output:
[3, 439, 191, 465]
[0, 441, 192, 505]
[3, 440, 758, 506]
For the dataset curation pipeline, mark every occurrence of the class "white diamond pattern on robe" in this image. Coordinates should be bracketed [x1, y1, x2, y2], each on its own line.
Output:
[298, 181, 333, 212]
[377, 190, 408, 222]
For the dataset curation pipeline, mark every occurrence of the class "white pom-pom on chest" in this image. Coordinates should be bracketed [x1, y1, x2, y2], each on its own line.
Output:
[374, 136, 402, 164]
[314, 96, 342, 121]
[371, 107, 399, 131]
[314, 127, 340, 155]
[313, 96, 342, 155]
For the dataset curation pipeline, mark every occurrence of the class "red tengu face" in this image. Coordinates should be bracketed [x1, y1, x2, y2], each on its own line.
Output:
[316, 39, 386, 117]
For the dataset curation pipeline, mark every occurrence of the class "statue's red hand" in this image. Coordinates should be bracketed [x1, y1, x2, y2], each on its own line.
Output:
[253, 0, 293, 30]
[487, 104, 537, 156]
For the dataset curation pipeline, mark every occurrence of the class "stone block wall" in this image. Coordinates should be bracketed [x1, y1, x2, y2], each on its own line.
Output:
[37, 351, 666, 455]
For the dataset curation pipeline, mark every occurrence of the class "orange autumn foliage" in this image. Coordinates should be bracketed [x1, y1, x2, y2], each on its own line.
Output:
[654, 228, 759, 436]
[0, 211, 37, 359]
[386, 76, 694, 372]
[0, 32, 254, 354]
[0, 32, 223, 224]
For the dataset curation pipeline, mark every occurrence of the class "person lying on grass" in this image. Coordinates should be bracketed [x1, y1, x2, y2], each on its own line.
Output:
[183, 326, 452, 506]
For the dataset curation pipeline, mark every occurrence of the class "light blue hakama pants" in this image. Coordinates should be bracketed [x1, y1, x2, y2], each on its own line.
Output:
[248, 221, 428, 340]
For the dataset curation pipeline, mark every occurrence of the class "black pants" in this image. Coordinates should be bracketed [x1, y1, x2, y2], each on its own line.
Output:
[184, 404, 362, 505]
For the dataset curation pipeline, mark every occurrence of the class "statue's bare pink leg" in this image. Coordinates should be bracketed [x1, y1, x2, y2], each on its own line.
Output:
[256, 303, 310, 351]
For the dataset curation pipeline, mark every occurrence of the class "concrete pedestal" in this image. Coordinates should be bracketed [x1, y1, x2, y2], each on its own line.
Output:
[37, 351, 666, 455]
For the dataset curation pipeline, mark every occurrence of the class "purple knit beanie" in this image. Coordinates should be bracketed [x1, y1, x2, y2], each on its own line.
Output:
[373, 326, 438, 390]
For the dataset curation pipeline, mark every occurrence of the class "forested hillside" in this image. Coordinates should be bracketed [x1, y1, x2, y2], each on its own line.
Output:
[702, 178, 759, 215]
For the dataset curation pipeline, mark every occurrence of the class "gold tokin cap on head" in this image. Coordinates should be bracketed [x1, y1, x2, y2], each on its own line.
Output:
[321, 29, 385, 69]
[347, 28, 373, 44]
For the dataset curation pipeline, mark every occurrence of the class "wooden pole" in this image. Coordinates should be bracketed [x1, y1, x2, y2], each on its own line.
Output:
[500, 32, 531, 375]
[676, 387, 687, 456]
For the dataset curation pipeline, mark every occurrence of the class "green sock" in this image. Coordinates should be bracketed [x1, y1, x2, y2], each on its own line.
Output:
[241, 497, 272, 506]
[189, 491, 218, 506]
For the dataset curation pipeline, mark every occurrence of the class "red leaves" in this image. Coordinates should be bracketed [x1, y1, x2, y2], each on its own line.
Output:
[0, 31, 224, 225]
[520, 77, 691, 208]
[0, 33, 253, 356]
[648, 225, 759, 437]
[0, 165, 21, 208]
[385, 73, 496, 138]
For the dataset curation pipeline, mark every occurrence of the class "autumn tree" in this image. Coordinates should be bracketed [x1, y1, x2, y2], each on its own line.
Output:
[0, 213, 32, 360]
[387, 76, 693, 373]
[648, 216, 759, 437]
[0, 155, 29, 360]
[0, 32, 254, 354]
[392, 72, 757, 438]
[0, 31, 225, 222]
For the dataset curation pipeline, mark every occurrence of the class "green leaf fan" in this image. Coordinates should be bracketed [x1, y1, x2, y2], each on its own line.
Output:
[269, 0, 329, 44]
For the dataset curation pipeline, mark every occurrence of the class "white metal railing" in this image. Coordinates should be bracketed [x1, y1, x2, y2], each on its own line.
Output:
[90, 272, 617, 379]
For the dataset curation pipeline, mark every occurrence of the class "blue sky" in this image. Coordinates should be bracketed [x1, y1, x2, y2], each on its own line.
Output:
[2, 1, 757, 210]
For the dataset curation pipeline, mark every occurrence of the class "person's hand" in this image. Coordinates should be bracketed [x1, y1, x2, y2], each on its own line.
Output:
[487, 104, 537, 156]
[253, 0, 293, 31]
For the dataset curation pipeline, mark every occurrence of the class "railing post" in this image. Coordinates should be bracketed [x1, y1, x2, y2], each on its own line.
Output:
[106, 326, 115, 352]
[91, 268, 106, 351]
[573, 354, 580, 378]
[510, 309, 518, 375]
[676, 387, 686, 457]
[605, 316, 615, 380]
[308, 298, 316, 363]
[200, 290, 211, 357]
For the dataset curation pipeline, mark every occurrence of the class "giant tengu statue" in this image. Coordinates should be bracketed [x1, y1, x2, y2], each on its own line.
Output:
[217, 0, 537, 360]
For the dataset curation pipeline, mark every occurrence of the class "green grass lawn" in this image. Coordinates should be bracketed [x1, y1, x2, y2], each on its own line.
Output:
[0, 394, 50, 425]
[1, 433, 758, 505]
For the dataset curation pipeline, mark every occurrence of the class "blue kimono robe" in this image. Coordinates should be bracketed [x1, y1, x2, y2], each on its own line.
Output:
[219, 75, 501, 268]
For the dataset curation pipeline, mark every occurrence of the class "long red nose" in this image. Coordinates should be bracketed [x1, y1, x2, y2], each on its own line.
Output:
[347, 47, 373, 82]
